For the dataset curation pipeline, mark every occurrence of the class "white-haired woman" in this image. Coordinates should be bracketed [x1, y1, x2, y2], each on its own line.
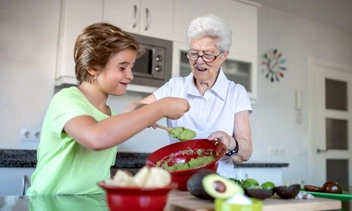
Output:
[126, 14, 253, 178]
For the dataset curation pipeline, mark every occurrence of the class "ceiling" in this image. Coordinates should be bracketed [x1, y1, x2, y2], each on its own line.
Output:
[249, 0, 352, 32]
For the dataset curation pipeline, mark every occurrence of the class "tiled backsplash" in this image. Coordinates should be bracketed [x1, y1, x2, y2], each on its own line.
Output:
[0, 150, 288, 169]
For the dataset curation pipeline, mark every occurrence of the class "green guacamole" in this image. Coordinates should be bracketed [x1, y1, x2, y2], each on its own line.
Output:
[170, 127, 196, 141]
[160, 156, 215, 171]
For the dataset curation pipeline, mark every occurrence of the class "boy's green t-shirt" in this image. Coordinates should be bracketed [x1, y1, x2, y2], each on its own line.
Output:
[27, 87, 118, 195]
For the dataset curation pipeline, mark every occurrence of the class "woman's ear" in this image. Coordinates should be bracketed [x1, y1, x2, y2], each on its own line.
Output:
[221, 50, 229, 62]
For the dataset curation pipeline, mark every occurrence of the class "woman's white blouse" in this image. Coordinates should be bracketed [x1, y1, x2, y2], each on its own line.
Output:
[153, 69, 252, 178]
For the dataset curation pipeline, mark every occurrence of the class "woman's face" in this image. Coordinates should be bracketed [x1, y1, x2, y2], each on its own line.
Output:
[96, 49, 137, 96]
[188, 37, 228, 86]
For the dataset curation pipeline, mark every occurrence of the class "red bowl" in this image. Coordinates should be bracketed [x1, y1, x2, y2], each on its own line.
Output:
[98, 181, 178, 211]
[146, 139, 226, 191]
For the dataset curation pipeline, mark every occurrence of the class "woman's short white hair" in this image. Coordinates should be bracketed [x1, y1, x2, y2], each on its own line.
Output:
[186, 14, 232, 51]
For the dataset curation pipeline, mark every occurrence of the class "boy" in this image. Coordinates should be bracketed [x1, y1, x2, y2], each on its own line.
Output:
[27, 22, 189, 195]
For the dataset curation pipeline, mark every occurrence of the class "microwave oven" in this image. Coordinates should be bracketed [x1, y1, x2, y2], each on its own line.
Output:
[129, 33, 173, 88]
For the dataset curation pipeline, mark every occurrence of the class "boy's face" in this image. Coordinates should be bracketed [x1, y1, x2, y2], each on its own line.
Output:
[97, 49, 137, 96]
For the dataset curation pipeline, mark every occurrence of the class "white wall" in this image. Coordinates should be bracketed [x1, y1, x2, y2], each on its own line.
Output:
[0, 0, 60, 149]
[250, 7, 352, 185]
[1, 1, 352, 185]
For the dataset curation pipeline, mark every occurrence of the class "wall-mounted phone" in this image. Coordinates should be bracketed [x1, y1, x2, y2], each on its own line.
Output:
[295, 90, 302, 124]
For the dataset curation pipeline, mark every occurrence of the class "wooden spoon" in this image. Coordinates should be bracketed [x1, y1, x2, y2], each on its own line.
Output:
[156, 124, 173, 133]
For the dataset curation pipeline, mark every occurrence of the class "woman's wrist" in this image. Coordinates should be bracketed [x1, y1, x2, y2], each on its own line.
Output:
[228, 137, 237, 150]
[225, 138, 239, 157]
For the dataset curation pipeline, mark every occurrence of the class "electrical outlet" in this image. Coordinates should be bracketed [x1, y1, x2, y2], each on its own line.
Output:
[268, 147, 285, 156]
[295, 148, 307, 156]
[20, 128, 41, 142]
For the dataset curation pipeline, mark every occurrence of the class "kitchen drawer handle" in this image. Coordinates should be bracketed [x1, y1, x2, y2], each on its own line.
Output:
[316, 148, 329, 153]
[133, 5, 137, 28]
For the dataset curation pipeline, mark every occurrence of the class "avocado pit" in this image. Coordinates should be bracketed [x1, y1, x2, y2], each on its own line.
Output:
[214, 180, 226, 193]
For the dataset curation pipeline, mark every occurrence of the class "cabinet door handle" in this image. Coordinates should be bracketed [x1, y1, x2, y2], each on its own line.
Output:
[145, 8, 149, 31]
[316, 148, 329, 153]
[133, 5, 137, 28]
[22, 175, 31, 196]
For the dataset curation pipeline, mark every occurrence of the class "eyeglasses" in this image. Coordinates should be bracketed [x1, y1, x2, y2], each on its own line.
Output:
[185, 50, 223, 63]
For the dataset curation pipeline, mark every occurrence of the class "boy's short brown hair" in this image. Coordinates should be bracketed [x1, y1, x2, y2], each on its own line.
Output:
[74, 22, 144, 84]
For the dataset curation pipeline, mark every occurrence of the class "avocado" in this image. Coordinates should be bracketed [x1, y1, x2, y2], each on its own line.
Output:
[245, 186, 274, 200]
[322, 182, 342, 194]
[274, 184, 301, 199]
[187, 170, 244, 201]
[202, 174, 244, 200]
[187, 169, 217, 200]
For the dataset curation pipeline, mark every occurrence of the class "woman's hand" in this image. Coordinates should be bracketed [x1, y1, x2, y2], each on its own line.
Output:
[207, 111, 253, 163]
[207, 131, 236, 151]
[123, 103, 146, 113]
[123, 94, 156, 113]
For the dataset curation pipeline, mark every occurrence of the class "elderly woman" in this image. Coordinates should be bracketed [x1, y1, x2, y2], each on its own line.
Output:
[126, 14, 253, 178]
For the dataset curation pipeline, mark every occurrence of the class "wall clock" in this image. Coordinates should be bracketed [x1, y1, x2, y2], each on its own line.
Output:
[262, 49, 287, 82]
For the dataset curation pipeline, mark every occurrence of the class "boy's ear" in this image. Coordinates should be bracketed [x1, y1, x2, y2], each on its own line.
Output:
[87, 69, 99, 77]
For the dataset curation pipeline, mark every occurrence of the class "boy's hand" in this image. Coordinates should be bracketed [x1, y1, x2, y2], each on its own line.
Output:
[161, 98, 190, 119]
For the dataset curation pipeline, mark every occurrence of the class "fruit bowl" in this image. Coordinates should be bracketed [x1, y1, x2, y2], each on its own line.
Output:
[146, 139, 226, 191]
[98, 181, 178, 211]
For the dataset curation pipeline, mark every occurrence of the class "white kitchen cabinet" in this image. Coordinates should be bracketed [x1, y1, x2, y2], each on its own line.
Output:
[173, 0, 217, 43]
[0, 168, 35, 196]
[103, 0, 174, 40]
[235, 168, 283, 186]
[224, 52, 257, 100]
[55, 0, 104, 86]
[217, 0, 258, 58]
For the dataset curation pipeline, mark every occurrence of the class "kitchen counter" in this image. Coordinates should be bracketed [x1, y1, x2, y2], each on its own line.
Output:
[0, 149, 289, 169]
[0, 190, 342, 211]
[0, 150, 149, 168]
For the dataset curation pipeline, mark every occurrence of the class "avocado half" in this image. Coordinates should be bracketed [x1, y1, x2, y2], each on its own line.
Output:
[187, 169, 217, 200]
[187, 170, 244, 201]
[202, 174, 244, 199]
[245, 186, 274, 200]
[274, 184, 301, 199]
